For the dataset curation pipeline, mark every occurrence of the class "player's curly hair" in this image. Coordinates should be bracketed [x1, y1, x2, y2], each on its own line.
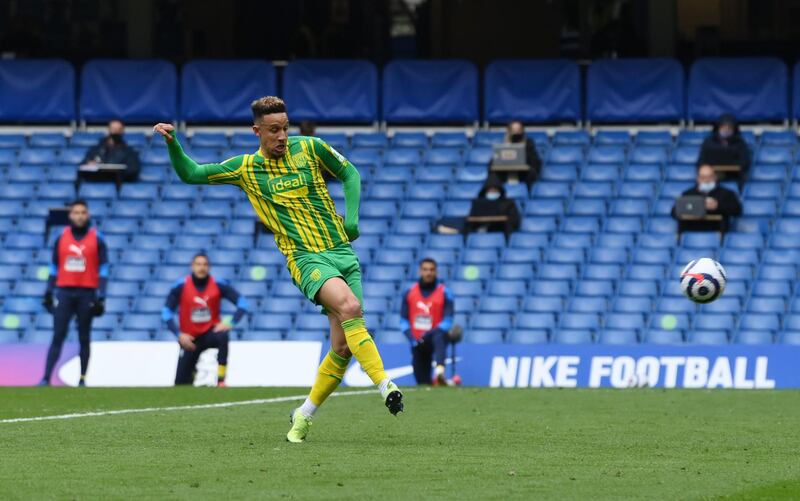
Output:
[251, 96, 287, 120]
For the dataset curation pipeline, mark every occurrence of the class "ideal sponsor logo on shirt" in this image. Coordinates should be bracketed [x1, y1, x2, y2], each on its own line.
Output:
[269, 173, 306, 194]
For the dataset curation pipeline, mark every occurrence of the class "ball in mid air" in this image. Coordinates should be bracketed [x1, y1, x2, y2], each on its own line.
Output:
[680, 258, 727, 304]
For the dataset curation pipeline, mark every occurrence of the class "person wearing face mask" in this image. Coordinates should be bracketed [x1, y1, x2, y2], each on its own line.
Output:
[672, 164, 742, 233]
[80, 119, 141, 182]
[40, 200, 110, 386]
[467, 174, 521, 236]
[696, 114, 751, 184]
[491, 120, 541, 187]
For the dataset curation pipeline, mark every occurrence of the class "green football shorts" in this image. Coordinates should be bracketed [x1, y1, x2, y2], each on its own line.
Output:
[288, 244, 364, 313]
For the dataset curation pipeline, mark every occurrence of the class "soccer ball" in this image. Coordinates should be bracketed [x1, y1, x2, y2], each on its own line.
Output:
[680, 258, 727, 304]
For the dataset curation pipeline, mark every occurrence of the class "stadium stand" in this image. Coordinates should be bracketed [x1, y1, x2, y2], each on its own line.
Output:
[2, 56, 800, 346]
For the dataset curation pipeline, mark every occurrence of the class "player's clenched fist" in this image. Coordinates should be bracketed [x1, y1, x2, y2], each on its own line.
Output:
[153, 123, 175, 141]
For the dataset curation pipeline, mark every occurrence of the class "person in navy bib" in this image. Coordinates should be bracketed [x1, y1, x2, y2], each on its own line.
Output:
[40, 199, 109, 386]
[400, 258, 455, 385]
[162, 252, 249, 386]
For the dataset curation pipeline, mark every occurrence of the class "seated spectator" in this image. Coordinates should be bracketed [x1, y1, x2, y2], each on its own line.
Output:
[697, 114, 751, 184]
[299, 120, 316, 136]
[672, 164, 742, 234]
[490, 120, 541, 187]
[467, 174, 520, 236]
[81, 119, 141, 182]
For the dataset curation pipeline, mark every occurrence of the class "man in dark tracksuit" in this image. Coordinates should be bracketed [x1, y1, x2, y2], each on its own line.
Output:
[162, 252, 248, 386]
[41, 199, 109, 386]
[400, 258, 455, 385]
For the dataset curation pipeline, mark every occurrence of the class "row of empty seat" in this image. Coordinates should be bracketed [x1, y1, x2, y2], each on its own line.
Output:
[2, 57, 800, 123]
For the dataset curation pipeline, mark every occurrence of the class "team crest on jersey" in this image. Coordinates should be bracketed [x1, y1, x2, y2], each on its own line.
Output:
[310, 269, 322, 281]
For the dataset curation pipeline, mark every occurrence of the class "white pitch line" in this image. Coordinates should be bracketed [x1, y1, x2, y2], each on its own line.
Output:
[0, 389, 379, 424]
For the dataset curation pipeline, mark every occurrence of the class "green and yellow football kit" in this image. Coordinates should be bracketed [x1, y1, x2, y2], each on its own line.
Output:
[165, 132, 402, 440]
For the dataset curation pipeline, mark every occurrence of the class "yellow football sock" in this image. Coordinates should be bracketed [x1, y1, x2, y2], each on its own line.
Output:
[217, 364, 227, 382]
[309, 349, 351, 406]
[341, 317, 387, 385]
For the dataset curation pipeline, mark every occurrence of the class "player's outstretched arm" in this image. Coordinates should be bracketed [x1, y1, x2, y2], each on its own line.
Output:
[153, 123, 242, 185]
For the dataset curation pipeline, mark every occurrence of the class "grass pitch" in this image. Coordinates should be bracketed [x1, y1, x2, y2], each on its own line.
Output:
[1, 387, 799, 500]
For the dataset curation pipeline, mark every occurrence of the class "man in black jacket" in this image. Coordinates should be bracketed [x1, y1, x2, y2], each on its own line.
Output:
[696, 114, 751, 183]
[81, 119, 141, 182]
[491, 120, 541, 187]
[672, 164, 742, 234]
[468, 174, 521, 237]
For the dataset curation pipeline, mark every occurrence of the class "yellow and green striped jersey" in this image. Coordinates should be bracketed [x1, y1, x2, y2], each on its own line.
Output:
[168, 135, 354, 257]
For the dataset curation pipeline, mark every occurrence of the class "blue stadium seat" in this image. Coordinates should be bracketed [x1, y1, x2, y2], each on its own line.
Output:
[447, 182, 482, 200]
[758, 264, 796, 281]
[0, 149, 17, 167]
[461, 249, 499, 265]
[630, 146, 668, 164]
[605, 216, 642, 234]
[582, 164, 619, 182]
[230, 132, 257, 149]
[369, 183, 405, 201]
[472, 314, 512, 331]
[739, 313, 780, 332]
[671, 146, 700, 165]
[473, 131, 505, 147]
[4, 233, 43, 250]
[752, 280, 792, 297]
[694, 313, 735, 332]
[122, 314, 163, 333]
[553, 130, 590, 145]
[735, 330, 774, 345]
[605, 313, 646, 332]
[763, 249, 800, 265]
[561, 216, 600, 234]
[416, 165, 453, 183]
[508, 233, 549, 251]
[373, 166, 413, 184]
[599, 329, 639, 345]
[593, 131, 631, 145]
[545, 247, 584, 265]
[632, 247, 670, 265]
[0, 134, 26, 149]
[547, 146, 583, 164]
[492, 264, 534, 282]
[520, 217, 559, 234]
[465, 146, 492, 166]
[530, 280, 570, 297]
[761, 130, 796, 145]
[464, 330, 505, 344]
[407, 183, 447, 201]
[610, 199, 649, 216]
[569, 297, 607, 313]
[488, 280, 527, 297]
[36, 183, 74, 202]
[590, 247, 627, 264]
[575, 280, 614, 297]
[596, 233, 635, 249]
[531, 181, 571, 198]
[554, 329, 593, 344]
[384, 148, 421, 166]
[540, 164, 578, 182]
[391, 131, 428, 148]
[756, 146, 792, 164]
[18, 148, 57, 165]
[747, 297, 786, 314]
[537, 263, 579, 281]
[454, 165, 489, 183]
[480, 297, 518, 314]
[516, 313, 557, 332]
[573, 181, 614, 199]
[584, 264, 622, 281]
[688, 330, 728, 345]
[552, 233, 592, 249]
[751, 164, 787, 182]
[30, 132, 67, 148]
[644, 329, 683, 344]
[664, 164, 695, 183]
[560, 313, 600, 331]
[394, 219, 431, 236]
[744, 181, 782, 200]
[10, 165, 46, 183]
[0, 184, 34, 200]
[647, 217, 677, 234]
[525, 199, 564, 216]
[509, 329, 549, 344]
[467, 232, 506, 250]
[587, 145, 626, 164]
[425, 148, 462, 166]
[623, 164, 661, 182]
[441, 201, 471, 218]
[522, 295, 563, 313]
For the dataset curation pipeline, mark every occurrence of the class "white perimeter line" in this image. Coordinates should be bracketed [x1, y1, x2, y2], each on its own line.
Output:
[0, 389, 379, 424]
